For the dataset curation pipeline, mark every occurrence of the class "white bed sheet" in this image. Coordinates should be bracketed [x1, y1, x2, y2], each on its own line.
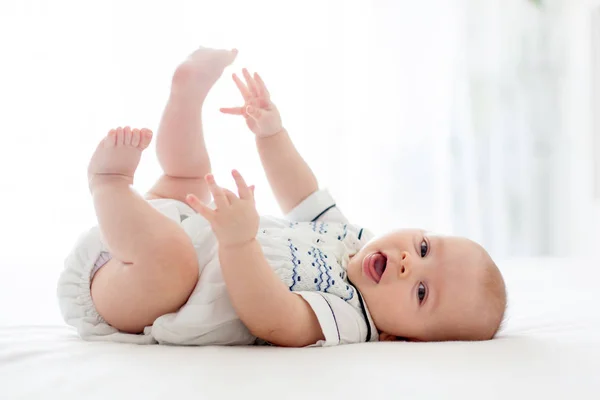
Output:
[1, 257, 599, 400]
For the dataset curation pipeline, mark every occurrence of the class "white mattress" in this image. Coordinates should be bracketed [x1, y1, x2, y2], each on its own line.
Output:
[1, 257, 599, 400]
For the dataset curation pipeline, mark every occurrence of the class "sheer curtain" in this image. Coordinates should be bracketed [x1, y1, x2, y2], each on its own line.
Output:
[451, 0, 597, 259]
[451, 0, 569, 258]
[0, 0, 594, 325]
[592, 0, 600, 256]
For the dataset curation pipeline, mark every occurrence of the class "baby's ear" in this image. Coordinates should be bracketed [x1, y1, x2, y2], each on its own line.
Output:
[378, 332, 397, 342]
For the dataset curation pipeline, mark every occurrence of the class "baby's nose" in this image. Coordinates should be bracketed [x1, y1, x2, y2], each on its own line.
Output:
[398, 251, 411, 277]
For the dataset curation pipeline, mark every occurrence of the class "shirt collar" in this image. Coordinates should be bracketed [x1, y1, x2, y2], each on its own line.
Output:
[353, 285, 379, 342]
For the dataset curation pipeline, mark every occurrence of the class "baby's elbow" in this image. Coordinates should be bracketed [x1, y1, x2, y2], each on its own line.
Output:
[255, 323, 322, 348]
[247, 294, 325, 347]
[259, 329, 311, 348]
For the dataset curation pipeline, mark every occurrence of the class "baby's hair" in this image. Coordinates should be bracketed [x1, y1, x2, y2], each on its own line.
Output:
[483, 257, 507, 339]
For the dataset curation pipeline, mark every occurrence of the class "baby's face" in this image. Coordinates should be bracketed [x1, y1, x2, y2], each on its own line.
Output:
[347, 229, 493, 341]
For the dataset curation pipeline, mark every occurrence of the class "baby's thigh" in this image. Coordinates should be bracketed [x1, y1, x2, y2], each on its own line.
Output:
[91, 244, 199, 334]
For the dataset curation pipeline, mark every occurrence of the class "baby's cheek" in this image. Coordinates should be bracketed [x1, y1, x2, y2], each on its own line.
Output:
[375, 286, 399, 309]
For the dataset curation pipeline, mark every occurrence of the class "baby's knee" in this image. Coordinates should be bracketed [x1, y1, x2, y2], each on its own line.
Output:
[171, 62, 196, 91]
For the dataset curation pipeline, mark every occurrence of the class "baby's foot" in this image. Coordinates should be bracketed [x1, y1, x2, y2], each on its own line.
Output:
[87, 126, 153, 190]
[171, 46, 238, 99]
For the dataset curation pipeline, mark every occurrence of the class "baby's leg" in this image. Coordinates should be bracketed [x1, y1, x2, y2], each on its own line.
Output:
[88, 127, 199, 333]
[146, 47, 237, 204]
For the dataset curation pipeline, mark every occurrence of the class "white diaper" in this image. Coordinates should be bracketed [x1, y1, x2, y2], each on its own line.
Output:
[57, 223, 156, 344]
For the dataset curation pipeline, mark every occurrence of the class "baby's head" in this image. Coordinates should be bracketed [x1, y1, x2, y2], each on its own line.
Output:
[347, 229, 506, 342]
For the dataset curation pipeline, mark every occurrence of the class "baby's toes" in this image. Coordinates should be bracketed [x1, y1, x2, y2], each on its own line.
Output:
[123, 126, 133, 146]
[131, 128, 141, 147]
[103, 129, 117, 147]
[115, 127, 124, 146]
[138, 128, 153, 149]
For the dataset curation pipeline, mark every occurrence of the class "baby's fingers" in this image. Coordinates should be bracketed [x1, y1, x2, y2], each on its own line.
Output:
[231, 169, 252, 200]
[254, 72, 270, 100]
[242, 68, 259, 97]
[223, 188, 239, 204]
[186, 194, 214, 222]
[205, 174, 230, 209]
[220, 107, 244, 115]
[232, 73, 251, 101]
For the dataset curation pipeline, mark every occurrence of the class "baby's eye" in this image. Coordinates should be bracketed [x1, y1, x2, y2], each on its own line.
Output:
[417, 283, 427, 304]
[420, 239, 428, 257]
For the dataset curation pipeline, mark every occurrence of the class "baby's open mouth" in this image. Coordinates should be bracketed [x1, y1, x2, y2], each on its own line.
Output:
[364, 252, 387, 283]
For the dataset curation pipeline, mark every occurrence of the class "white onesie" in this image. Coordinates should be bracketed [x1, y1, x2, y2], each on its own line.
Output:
[57, 189, 379, 347]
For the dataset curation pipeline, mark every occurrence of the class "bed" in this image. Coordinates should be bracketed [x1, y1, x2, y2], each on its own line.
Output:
[1, 257, 599, 399]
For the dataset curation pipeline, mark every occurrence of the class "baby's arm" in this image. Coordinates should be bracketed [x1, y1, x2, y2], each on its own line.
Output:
[186, 171, 324, 347]
[221, 70, 318, 214]
[256, 129, 318, 214]
[219, 238, 323, 346]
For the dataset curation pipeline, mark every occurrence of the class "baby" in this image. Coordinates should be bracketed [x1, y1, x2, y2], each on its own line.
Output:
[58, 46, 506, 346]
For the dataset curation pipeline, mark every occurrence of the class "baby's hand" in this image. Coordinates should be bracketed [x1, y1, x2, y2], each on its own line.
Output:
[186, 170, 259, 249]
[220, 69, 283, 138]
